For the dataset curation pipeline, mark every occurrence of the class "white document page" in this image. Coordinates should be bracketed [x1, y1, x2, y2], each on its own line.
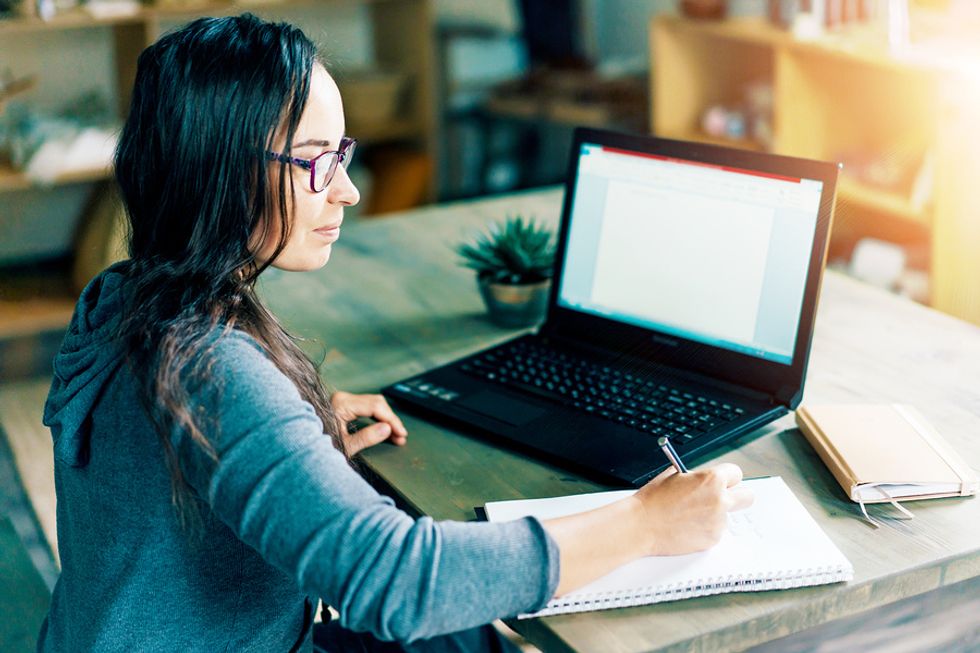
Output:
[589, 180, 774, 344]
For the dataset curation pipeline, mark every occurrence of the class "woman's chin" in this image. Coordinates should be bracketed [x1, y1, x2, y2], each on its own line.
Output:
[270, 246, 333, 272]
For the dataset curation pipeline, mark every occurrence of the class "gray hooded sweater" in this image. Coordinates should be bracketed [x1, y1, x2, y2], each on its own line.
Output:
[38, 263, 559, 652]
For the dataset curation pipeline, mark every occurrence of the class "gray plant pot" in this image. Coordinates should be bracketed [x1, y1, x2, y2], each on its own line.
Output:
[477, 277, 551, 328]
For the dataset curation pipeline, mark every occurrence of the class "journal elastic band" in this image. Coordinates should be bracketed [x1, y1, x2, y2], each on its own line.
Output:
[857, 482, 915, 528]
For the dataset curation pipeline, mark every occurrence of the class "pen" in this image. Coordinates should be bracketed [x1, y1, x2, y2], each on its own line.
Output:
[658, 435, 689, 474]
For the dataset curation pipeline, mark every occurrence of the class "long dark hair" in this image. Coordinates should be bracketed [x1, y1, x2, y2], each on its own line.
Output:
[114, 14, 346, 523]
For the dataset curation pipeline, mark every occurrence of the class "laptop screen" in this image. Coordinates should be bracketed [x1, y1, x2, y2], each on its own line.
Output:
[557, 143, 824, 365]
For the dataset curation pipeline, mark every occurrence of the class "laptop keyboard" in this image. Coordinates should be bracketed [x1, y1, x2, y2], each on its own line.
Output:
[459, 339, 746, 444]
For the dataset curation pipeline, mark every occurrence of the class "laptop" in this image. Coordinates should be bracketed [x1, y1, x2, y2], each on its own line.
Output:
[383, 127, 839, 486]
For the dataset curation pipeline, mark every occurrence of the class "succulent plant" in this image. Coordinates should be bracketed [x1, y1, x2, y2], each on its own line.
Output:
[456, 215, 556, 285]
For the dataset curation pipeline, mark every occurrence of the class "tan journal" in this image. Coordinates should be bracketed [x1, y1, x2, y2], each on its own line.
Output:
[795, 404, 978, 504]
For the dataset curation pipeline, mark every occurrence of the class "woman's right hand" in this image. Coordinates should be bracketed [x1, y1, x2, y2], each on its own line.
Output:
[543, 462, 754, 597]
[631, 463, 754, 556]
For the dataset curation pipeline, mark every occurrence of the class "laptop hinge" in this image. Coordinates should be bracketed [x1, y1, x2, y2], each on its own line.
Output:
[774, 385, 802, 409]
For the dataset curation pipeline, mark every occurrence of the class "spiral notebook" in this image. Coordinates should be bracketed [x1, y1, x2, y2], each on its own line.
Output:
[485, 476, 853, 618]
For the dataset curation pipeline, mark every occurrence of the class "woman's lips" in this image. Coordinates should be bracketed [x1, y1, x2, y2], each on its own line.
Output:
[314, 224, 341, 242]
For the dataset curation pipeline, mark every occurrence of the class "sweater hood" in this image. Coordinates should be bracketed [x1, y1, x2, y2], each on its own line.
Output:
[43, 261, 132, 467]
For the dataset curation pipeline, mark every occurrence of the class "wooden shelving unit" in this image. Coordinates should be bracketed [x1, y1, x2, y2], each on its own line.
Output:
[836, 176, 928, 228]
[0, 0, 436, 188]
[0, 0, 436, 340]
[651, 15, 980, 325]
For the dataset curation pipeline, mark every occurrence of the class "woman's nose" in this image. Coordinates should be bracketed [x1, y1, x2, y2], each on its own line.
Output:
[329, 165, 360, 207]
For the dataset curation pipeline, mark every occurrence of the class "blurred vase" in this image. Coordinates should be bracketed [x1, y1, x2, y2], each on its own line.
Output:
[477, 278, 550, 328]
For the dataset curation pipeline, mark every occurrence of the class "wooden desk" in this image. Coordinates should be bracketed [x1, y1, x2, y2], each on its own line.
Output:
[260, 188, 980, 652]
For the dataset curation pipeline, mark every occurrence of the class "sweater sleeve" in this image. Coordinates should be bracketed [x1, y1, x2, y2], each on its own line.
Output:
[174, 331, 560, 643]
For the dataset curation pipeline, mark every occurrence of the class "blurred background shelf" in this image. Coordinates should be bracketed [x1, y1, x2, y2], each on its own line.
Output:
[0, 297, 76, 340]
[0, 0, 436, 348]
[0, 257, 76, 339]
[837, 176, 929, 227]
[0, 0, 436, 202]
[651, 14, 980, 325]
[0, 258, 77, 379]
[0, 164, 113, 192]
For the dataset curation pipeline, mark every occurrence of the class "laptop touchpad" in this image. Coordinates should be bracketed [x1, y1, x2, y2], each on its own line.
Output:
[457, 391, 547, 426]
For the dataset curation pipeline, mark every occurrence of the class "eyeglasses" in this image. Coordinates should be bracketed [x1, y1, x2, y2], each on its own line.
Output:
[265, 136, 357, 193]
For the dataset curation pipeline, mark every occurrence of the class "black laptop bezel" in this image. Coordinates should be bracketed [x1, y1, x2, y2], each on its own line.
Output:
[541, 127, 838, 408]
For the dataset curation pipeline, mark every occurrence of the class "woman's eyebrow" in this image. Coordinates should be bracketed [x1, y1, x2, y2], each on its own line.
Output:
[292, 138, 332, 148]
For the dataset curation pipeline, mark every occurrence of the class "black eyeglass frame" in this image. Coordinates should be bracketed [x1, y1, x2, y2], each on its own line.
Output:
[265, 136, 357, 193]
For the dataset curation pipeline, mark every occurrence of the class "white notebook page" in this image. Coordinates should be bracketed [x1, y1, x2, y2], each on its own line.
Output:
[485, 476, 853, 617]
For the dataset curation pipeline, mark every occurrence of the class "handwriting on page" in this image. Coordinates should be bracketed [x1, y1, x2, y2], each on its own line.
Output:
[728, 511, 764, 540]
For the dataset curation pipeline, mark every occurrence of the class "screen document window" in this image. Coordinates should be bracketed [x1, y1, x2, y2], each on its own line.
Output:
[558, 143, 824, 365]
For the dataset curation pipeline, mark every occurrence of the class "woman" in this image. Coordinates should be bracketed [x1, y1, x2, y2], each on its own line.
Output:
[39, 14, 752, 652]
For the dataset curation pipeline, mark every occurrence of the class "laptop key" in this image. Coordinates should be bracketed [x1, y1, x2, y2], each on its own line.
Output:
[495, 377, 567, 405]
[462, 340, 748, 437]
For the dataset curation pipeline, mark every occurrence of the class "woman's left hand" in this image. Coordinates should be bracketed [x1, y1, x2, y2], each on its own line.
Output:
[331, 391, 408, 455]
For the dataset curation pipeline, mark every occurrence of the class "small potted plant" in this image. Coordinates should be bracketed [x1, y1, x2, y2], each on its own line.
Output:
[456, 215, 556, 328]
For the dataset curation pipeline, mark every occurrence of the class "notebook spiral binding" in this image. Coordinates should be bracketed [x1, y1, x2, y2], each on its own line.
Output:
[521, 565, 853, 618]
